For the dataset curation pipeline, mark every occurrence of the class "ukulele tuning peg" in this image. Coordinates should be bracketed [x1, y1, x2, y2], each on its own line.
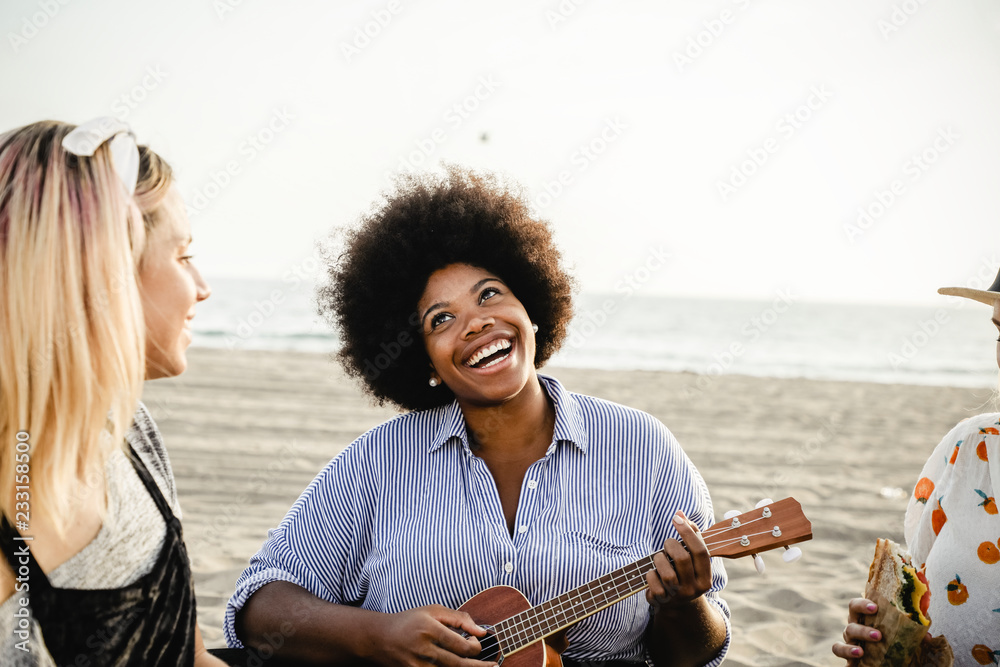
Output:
[723, 509, 741, 520]
[755, 498, 773, 509]
[782, 546, 803, 563]
[753, 554, 766, 575]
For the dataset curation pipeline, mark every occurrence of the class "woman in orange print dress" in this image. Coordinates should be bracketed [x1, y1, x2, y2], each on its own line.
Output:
[832, 271, 1000, 666]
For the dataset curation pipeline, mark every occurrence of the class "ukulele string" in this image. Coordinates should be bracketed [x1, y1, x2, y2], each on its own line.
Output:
[701, 514, 770, 538]
[497, 525, 783, 651]
[477, 634, 502, 662]
[703, 527, 781, 549]
[495, 558, 656, 650]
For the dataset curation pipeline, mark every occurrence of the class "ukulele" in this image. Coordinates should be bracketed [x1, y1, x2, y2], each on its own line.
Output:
[457, 497, 812, 667]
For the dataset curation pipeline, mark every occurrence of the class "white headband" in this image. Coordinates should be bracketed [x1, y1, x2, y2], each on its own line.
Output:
[61, 117, 140, 195]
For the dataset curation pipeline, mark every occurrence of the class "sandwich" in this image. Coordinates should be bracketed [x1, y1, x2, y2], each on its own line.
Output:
[867, 538, 930, 627]
[851, 539, 952, 667]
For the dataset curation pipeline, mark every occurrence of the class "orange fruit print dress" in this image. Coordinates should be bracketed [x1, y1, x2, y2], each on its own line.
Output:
[904, 414, 1000, 667]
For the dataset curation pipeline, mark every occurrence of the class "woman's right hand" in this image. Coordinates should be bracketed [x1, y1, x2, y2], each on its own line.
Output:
[361, 605, 496, 667]
[831, 598, 882, 660]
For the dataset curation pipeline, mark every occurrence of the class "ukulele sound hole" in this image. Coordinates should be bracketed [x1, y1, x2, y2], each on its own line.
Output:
[477, 636, 503, 664]
[461, 626, 503, 663]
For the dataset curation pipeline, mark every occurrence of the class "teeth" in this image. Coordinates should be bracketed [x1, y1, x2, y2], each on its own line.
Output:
[466, 339, 511, 367]
[481, 355, 507, 369]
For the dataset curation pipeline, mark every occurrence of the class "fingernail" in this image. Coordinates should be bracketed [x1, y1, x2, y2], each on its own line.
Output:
[869, 630, 881, 640]
[866, 603, 877, 613]
[673, 512, 684, 524]
[852, 648, 862, 658]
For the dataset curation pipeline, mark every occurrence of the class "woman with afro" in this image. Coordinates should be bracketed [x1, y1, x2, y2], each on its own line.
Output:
[223, 167, 731, 667]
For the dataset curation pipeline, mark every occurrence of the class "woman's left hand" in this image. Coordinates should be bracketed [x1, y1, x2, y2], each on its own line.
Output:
[645, 510, 713, 611]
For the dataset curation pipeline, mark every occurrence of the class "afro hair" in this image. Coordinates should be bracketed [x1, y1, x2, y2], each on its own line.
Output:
[318, 165, 576, 411]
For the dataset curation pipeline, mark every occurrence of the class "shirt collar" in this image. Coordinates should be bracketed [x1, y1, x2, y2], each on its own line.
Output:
[427, 374, 589, 454]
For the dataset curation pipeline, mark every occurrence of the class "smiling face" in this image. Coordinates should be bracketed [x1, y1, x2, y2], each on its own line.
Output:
[138, 188, 211, 379]
[418, 263, 537, 407]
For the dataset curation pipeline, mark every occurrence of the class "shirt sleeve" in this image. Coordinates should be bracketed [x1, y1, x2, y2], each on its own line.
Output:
[223, 436, 376, 648]
[647, 419, 731, 667]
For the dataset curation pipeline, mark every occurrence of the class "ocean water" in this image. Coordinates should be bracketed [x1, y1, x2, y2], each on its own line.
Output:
[191, 278, 999, 388]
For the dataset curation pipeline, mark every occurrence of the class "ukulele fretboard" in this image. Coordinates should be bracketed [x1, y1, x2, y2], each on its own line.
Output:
[492, 554, 657, 654]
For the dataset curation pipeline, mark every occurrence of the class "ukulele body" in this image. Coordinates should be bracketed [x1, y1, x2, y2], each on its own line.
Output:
[459, 585, 546, 667]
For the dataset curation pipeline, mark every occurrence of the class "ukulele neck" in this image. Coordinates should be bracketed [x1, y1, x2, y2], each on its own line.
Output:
[492, 554, 657, 655]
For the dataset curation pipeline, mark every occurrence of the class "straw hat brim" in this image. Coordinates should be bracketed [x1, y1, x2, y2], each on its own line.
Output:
[937, 286, 1000, 306]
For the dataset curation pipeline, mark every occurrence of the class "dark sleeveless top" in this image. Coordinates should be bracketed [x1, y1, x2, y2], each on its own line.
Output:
[0, 443, 196, 665]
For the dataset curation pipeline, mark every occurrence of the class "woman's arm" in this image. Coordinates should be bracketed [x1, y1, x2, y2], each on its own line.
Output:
[647, 597, 728, 667]
[194, 625, 229, 666]
[237, 581, 492, 667]
[644, 512, 728, 667]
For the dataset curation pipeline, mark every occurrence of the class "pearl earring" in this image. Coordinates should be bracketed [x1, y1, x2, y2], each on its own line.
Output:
[429, 377, 439, 387]
[531, 323, 539, 333]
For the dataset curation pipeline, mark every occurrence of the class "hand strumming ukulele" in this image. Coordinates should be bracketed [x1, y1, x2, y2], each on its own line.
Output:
[456, 498, 813, 667]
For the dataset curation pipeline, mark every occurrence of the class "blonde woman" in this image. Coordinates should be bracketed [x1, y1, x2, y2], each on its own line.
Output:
[0, 119, 222, 665]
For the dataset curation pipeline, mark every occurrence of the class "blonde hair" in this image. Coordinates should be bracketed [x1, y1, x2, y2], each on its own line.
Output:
[0, 121, 147, 535]
[134, 145, 175, 251]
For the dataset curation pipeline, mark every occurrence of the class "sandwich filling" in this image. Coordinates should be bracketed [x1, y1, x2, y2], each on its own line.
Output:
[898, 562, 931, 627]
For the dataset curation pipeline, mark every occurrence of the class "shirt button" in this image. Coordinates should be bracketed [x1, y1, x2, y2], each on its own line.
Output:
[504, 562, 513, 573]
[527, 479, 538, 489]
[518, 525, 528, 534]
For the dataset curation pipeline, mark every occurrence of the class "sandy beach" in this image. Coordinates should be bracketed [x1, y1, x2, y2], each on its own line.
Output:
[142, 347, 993, 666]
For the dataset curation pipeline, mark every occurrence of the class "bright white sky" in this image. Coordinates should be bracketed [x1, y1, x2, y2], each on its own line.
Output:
[2, 0, 999, 304]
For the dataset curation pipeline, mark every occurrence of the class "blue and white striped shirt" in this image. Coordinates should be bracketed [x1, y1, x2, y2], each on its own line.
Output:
[224, 375, 730, 663]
